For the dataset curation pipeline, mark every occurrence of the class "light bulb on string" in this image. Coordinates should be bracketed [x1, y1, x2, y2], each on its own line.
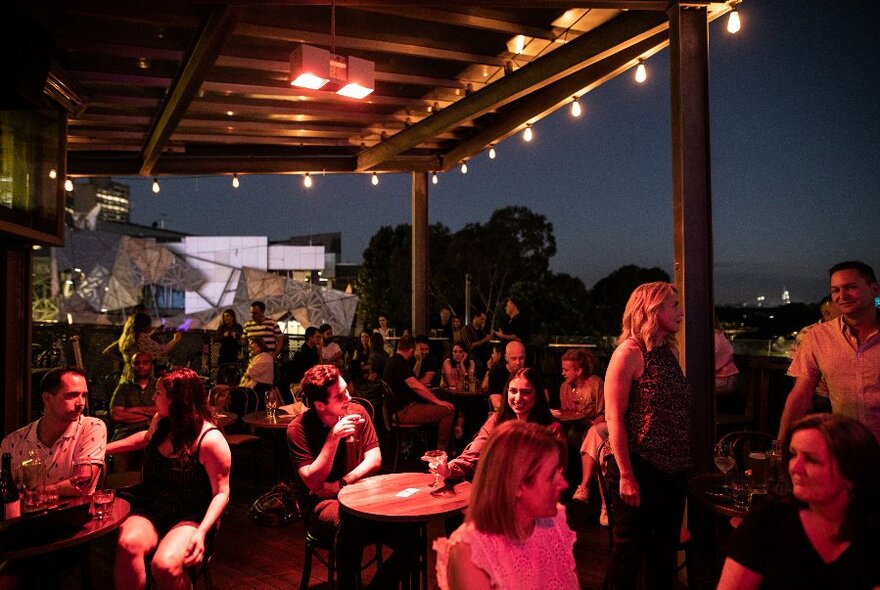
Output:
[727, 7, 741, 33]
[570, 97, 582, 118]
[303, 173, 312, 188]
[371, 172, 379, 186]
[523, 124, 533, 142]
[488, 145, 496, 160]
[232, 173, 240, 188]
[152, 178, 161, 193]
[461, 161, 468, 174]
[64, 178, 74, 192]
[49, 168, 57, 179]
[431, 172, 438, 185]
[635, 60, 647, 84]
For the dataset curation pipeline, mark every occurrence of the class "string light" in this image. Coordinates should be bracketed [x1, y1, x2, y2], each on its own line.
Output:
[49, 168, 57, 179]
[523, 124, 533, 142]
[303, 173, 312, 188]
[371, 172, 379, 186]
[460, 161, 468, 174]
[635, 59, 647, 84]
[64, 178, 73, 192]
[232, 173, 240, 188]
[570, 96, 582, 118]
[727, 5, 741, 33]
[488, 145, 496, 159]
[152, 178, 161, 193]
[432, 172, 438, 185]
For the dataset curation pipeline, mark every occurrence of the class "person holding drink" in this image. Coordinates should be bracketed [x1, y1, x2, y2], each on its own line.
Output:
[108, 368, 231, 589]
[1, 367, 106, 509]
[288, 364, 406, 588]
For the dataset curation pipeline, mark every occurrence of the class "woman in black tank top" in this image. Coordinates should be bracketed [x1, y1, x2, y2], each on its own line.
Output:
[107, 367, 231, 589]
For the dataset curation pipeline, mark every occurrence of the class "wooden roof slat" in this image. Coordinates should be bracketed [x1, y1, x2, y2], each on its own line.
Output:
[356, 10, 667, 171]
[139, 4, 246, 175]
[352, 7, 560, 40]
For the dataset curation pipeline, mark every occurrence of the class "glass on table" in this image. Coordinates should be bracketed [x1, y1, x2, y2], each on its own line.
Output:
[421, 450, 447, 487]
[265, 389, 278, 419]
[713, 442, 736, 490]
[92, 488, 115, 519]
[19, 451, 45, 512]
[71, 462, 96, 497]
[730, 476, 752, 509]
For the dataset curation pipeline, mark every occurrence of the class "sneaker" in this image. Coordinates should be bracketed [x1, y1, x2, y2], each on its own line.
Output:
[572, 485, 589, 503]
[599, 505, 609, 527]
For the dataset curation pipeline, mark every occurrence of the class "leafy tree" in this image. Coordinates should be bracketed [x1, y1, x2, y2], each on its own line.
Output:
[588, 265, 671, 336]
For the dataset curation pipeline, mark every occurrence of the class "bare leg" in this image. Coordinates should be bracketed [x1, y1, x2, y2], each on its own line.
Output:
[151, 523, 200, 590]
[115, 515, 160, 590]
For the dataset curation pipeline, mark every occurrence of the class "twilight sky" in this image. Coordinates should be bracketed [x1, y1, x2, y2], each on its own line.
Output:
[120, 1, 879, 306]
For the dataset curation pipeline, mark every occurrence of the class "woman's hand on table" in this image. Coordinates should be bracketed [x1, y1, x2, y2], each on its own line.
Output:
[619, 473, 641, 507]
[183, 529, 206, 567]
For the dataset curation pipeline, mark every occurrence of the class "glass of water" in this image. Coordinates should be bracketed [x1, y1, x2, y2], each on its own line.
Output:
[92, 489, 115, 520]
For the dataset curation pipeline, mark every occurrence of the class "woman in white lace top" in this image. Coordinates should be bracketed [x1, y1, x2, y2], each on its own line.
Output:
[434, 420, 579, 589]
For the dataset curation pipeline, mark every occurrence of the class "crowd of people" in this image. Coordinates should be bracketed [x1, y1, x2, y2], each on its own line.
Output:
[2, 258, 878, 589]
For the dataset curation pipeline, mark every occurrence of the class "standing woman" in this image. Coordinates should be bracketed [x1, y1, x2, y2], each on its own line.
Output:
[119, 312, 182, 381]
[604, 282, 691, 589]
[108, 368, 231, 589]
[215, 309, 243, 366]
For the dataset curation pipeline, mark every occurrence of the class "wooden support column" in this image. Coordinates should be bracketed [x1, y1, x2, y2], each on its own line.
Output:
[411, 172, 429, 335]
[669, 4, 714, 471]
[1, 239, 34, 434]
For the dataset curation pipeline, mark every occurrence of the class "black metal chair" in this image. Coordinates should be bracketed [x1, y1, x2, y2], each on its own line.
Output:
[379, 381, 432, 472]
[212, 386, 261, 484]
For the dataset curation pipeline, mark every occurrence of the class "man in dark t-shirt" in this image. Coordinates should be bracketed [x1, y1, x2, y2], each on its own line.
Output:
[486, 340, 527, 412]
[494, 297, 531, 344]
[383, 335, 454, 450]
[284, 326, 321, 387]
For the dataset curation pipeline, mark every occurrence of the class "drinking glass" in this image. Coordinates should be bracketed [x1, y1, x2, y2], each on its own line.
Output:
[71, 462, 96, 497]
[20, 456, 45, 512]
[421, 450, 447, 487]
[338, 414, 362, 443]
[730, 476, 752, 509]
[714, 442, 736, 489]
[265, 389, 278, 419]
[92, 489, 115, 520]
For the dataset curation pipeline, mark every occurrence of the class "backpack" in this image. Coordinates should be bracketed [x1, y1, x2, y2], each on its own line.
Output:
[248, 483, 302, 526]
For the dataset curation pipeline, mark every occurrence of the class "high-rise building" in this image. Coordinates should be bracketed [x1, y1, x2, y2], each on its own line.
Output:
[67, 177, 131, 226]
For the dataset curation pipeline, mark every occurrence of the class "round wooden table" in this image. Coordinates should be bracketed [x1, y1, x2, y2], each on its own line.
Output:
[338, 472, 471, 589]
[242, 410, 301, 486]
[550, 408, 588, 424]
[241, 411, 297, 429]
[0, 496, 131, 561]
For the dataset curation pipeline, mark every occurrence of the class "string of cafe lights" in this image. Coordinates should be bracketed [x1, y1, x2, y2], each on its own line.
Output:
[59, 4, 742, 195]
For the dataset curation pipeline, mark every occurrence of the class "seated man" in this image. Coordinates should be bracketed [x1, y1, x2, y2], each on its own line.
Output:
[485, 340, 527, 412]
[411, 334, 440, 387]
[109, 351, 157, 471]
[288, 365, 400, 587]
[318, 323, 343, 367]
[1, 366, 106, 497]
[382, 335, 454, 451]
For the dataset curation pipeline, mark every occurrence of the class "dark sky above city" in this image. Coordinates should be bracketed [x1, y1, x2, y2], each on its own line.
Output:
[121, 2, 879, 306]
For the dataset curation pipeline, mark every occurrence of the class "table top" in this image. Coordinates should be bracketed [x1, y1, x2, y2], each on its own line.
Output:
[550, 408, 588, 423]
[437, 386, 486, 398]
[338, 472, 471, 523]
[212, 410, 237, 428]
[242, 411, 300, 429]
[0, 496, 130, 560]
[687, 473, 754, 519]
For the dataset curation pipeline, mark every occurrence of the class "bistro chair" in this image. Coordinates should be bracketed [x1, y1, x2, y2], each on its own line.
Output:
[380, 381, 432, 473]
[211, 385, 261, 485]
[594, 438, 693, 589]
[214, 362, 244, 386]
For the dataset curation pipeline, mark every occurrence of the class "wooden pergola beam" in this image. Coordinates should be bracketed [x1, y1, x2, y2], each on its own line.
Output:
[139, 5, 245, 176]
[442, 32, 668, 169]
[356, 10, 667, 172]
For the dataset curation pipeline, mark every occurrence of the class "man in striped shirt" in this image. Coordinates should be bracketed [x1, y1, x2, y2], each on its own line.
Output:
[242, 300, 283, 361]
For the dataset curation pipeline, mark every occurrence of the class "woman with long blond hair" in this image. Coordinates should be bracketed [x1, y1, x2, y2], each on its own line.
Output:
[603, 282, 692, 589]
[434, 420, 578, 590]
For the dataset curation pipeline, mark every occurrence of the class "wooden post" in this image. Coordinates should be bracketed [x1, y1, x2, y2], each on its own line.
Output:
[411, 172, 429, 335]
[1, 239, 34, 433]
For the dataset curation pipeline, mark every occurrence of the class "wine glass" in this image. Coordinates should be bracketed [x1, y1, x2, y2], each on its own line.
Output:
[714, 442, 736, 490]
[421, 450, 447, 487]
[265, 389, 278, 419]
[71, 462, 96, 497]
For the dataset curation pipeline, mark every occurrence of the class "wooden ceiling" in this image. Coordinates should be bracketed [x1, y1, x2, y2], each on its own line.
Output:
[23, 1, 731, 178]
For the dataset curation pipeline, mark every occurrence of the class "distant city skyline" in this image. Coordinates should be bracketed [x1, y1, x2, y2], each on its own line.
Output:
[117, 2, 877, 307]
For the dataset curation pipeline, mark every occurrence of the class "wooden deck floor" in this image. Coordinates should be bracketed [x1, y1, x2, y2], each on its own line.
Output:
[63, 440, 614, 589]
